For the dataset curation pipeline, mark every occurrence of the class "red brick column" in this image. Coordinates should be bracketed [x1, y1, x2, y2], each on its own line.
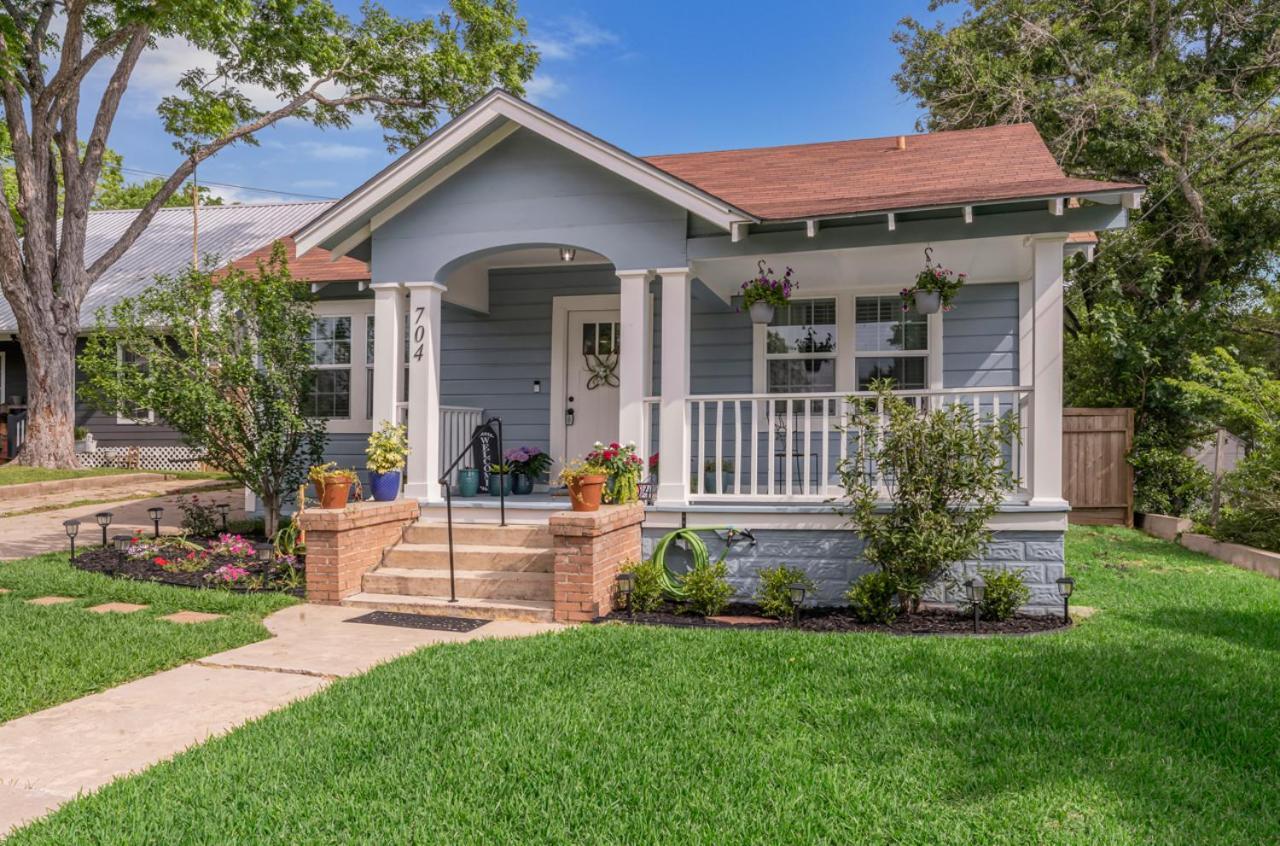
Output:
[548, 503, 645, 623]
[296, 500, 420, 604]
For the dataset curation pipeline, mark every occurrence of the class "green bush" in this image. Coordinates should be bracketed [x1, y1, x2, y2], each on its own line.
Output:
[755, 565, 814, 620]
[1133, 446, 1212, 517]
[176, 494, 221, 537]
[1213, 447, 1280, 552]
[845, 571, 898, 623]
[620, 558, 665, 612]
[964, 567, 1031, 621]
[681, 560, 733, 617]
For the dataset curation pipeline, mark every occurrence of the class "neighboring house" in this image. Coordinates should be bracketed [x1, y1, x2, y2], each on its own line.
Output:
[0, 202, 369, 462]
[293, 89, 1144, 611]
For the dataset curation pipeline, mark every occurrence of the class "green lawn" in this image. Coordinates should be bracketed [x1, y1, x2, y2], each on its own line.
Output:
[11, 527, 1280, 845]
[0, 466, 141, 486]
[0, 554, 296, 722]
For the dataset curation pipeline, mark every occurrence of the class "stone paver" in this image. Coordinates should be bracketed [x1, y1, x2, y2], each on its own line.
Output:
[160, 610, 226, 624]
[1071, 605, 1098, 620]
[0, 588, 9, 594]
[86, 602, 149, 614]
[708, 614, 779, 626]
[26, 596, 76, 606]
[0, 603, 562, 835]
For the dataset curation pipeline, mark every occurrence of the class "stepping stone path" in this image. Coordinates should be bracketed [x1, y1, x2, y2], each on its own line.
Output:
[86, 602, 149, 614]
[160, 611, 226, 624]
[0, 588, 9, 594]
[708, 615, 779, 626]
[27, 596, 76, 606]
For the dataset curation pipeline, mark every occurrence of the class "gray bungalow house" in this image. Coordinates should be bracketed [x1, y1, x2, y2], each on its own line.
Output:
[291, 90, 1142, 615]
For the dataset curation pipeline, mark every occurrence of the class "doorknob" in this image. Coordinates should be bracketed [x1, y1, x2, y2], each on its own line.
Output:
[566, 407, 575, 426]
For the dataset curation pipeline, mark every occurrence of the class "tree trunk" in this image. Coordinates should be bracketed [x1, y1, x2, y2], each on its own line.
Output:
[262, 491, 280, 539]
[14, 328, 78, 468]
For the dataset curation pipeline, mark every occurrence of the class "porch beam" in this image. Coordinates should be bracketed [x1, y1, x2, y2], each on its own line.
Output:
[370, 282, 406, 430]
[403, 281, 445, 503]
[656, 268, 692, 506]
[1027, 237, 1067, 507]
[617, 269, 654, 449]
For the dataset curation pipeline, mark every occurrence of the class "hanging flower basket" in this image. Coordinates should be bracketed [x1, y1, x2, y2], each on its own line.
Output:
[740, 260, 797, 324]
[902, 248, 965, 315]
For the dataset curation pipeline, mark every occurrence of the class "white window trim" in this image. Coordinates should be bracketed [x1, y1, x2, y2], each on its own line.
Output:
[115, 342, 155, 425]
[310, 300, 374, 435]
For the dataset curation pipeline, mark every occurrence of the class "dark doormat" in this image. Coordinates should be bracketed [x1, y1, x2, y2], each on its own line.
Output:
[344, 611, 489, 633]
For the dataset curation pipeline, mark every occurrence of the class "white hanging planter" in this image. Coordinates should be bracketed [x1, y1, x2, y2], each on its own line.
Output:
[748, 301, 775, 324]
[913, 290, 942, 315]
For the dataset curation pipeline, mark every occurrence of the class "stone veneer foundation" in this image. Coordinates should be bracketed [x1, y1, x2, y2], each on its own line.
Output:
[641, 528, 1067, 613]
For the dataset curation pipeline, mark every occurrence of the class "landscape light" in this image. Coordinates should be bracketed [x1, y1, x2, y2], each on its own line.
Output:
[147, 507, 163, 538]
[95, 511, 113, 546]
[788, 582, 808, 627]
[1056, 576, 1076, 625]
[215, 502, 230, 533]
[63, 519, 80, 559]
[965, 574, 986, 634]
[616, 572, 635, 616]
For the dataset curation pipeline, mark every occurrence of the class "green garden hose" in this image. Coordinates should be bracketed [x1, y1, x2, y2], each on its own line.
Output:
[650, 526, 751, 599]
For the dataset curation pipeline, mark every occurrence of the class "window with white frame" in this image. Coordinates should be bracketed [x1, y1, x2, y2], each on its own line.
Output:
[365, 313, 410, 419]
[303, 316, 352, 419]
[854, 296, 928, 390]
[115, 343, 155, 425]
[765, 298, 838, 395]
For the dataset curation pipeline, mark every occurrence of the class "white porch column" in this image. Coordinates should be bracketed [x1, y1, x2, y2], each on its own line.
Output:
[1027, 236, 1067, 507]
[617, 269, 653, 449]
[656, 268, 691, 506]
[370, 283, 405, 429]
[403, 281, 444, 503]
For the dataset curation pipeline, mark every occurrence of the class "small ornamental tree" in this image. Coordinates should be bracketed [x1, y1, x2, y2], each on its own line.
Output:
[837, 384, 1020, 614]
[80, 243, 325, 536]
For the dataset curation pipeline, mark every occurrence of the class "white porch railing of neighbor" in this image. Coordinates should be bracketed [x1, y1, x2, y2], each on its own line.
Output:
[673, 388, 1031, 502]
[395, 402, 485, 486]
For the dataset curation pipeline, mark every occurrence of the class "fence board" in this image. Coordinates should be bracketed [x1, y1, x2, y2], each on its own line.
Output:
[1063, 407, 1134, 526]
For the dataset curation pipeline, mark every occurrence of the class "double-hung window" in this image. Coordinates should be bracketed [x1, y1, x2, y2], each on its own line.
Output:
[854, 296, 928, 390]
[764, 298, 838, 396]
[115, 344, 155, 425]
[303, 316, 352, 419]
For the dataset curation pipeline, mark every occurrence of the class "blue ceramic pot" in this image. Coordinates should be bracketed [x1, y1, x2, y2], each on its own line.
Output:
[368, 470, 401, 502]
[457, 468, 480, 497]
[488, 473, 512, 496]
[512, 473, 535, 495]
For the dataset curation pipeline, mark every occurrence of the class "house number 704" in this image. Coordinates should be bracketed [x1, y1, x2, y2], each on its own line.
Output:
[413, 306, 425, 362]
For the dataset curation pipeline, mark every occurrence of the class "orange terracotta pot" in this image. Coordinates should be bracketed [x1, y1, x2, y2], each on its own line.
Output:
[316, 478, 352, 510]
[568, 474, 607, 512]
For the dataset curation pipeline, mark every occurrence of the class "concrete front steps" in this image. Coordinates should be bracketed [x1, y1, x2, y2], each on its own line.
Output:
[340, 521, 558, 623]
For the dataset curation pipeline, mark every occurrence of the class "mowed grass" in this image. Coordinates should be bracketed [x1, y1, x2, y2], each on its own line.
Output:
[0, 466, 141, 486]
[0, 554, 296, 722]
[12, 527, 1280, 845]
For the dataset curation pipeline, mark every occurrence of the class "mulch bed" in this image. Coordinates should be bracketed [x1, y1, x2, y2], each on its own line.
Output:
[71, 543, 304, 596]
[596, 602, 1069, 636]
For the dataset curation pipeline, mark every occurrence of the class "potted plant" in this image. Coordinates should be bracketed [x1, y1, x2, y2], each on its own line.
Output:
[457, 467, 480, 497]
[648, 452, 659, 483]
[309, 463, 358, 510]
[365, 422, 410, 502]
[488, 462, 513, 497]
[739, 260, 797, 324]
[504, 446, 551, 495]
[702, 459, 734, 494]
[587, 441, 643, 504]
[902, 250, 965, 315]
[74, 427, 91, 453]
[559, 458, 610, 512]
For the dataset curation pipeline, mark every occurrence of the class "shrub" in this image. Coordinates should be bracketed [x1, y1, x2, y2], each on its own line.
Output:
[620, 558, 665, 612]
[846, 571, 898, 623]
[1133, 446, 1212, 516]
[682, 559, 733, 617]
[1213, 447, 1280, 552]
[176, 495, 221, 537]
[755, 565, 814, 620]
[962, 567, 1031, 622]
[366, 422, 410, 473]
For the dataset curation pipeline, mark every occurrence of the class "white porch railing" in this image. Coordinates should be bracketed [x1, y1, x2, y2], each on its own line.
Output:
[671, 387, 1030, 502]
[394, 402, 485, 486]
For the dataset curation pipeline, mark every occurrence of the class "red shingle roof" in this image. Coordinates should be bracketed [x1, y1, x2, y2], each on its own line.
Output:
[225, 236, 369, 283]
[643, 123, 1139, 221]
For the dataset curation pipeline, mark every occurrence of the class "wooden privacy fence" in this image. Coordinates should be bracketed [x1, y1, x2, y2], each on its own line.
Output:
[1063, 407, 1135, 526]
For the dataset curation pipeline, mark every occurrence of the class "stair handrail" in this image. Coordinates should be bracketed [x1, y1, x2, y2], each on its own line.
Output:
[437, 416, 505, 604]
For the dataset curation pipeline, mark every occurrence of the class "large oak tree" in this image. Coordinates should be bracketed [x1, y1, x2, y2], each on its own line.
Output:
[0, 0, 536, 466]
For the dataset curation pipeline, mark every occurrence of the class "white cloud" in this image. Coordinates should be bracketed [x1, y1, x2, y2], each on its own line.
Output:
[524, 74, 567, 103]
[205, 185, 294, 205]
[298, 141, 375, 161]
[127, 36, 291, 113]
[534, 16, 619, 62]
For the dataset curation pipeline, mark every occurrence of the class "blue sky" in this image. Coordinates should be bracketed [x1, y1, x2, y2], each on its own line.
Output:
[101, 1, 956, 204]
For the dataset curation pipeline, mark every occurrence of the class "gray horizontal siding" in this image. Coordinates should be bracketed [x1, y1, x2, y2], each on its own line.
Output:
[942, 282, 1020, 388]
[73, 338, 186, 447]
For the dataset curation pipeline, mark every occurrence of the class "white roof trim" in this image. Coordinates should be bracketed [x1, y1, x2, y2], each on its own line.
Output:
[296, 90, 754, 256]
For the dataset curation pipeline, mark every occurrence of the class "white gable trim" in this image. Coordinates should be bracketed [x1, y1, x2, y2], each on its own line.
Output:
[296, 90, 754, 257]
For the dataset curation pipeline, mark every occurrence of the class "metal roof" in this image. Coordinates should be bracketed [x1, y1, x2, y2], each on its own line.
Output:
[0, 201, 335, 332]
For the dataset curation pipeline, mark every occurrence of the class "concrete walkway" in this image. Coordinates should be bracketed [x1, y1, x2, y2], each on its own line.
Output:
[0, 604, 560, 835]
[0, 481, 242, 560]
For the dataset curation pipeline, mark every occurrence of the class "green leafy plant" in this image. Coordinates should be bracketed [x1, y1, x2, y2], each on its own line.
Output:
[739, 263, 797, 309]
[558, 458, 609, 485]
[488, 462, 513, 475]
[838, 383, 1019, 615]
[755, 565, 814, 620]
[366, 422, 410, 474]
[587, 442, 643, 504]
[961, 567, 1031, 622]
[1132, 447, 1212, 517]
[309, 462, 357, 487]
[273, 519, 305, 559]
[681, 560, 733, 617]
[903, 262, 965, 311]
[504, 446, 551, 480]
[619, 559, 666, 613]
[176, 495, 221, 538]
[845, 571, 899, 624]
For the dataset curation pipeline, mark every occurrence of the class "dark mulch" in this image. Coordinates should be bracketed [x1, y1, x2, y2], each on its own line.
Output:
[344, 611, 489, 633]
[71, 544, 304, 596]
[596, 601, 1069, 636]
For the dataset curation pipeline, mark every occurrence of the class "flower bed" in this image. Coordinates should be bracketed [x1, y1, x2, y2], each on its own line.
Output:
[595, 602, 1068, 636]
[71, 532, 304, 595]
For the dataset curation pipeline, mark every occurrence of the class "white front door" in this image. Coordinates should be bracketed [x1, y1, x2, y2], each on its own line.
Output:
[563, 309, 621, 461]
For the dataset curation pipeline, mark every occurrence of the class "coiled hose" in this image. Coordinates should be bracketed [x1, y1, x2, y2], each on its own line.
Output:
[650, 526, 752, 599]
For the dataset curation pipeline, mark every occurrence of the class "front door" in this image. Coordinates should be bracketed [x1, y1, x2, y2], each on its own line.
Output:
[563, 309, 621, 461]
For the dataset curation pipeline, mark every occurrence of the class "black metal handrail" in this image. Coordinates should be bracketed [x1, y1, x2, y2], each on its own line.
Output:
[437, 416, 504, 603]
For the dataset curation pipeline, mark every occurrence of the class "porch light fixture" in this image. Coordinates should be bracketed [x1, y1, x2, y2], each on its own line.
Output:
[215, 502, 230, 533]
[147, 506, 163, 539]
[788, 582, 808, 627]
[616, 571, 635, 617]
[559, 247, 576, 263]
[63, 519, 80, 559]
[965, 574, 986, 634]
[1056, 576, 1075, 624]
[95, 511, 113, 546]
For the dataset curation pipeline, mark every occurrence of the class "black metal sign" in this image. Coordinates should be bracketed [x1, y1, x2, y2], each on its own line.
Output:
[470, 421, 499, 492]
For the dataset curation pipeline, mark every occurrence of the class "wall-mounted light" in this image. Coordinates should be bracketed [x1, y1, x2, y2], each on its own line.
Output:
[559, 247, 576, 263]
[533, 380, 541, 393]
